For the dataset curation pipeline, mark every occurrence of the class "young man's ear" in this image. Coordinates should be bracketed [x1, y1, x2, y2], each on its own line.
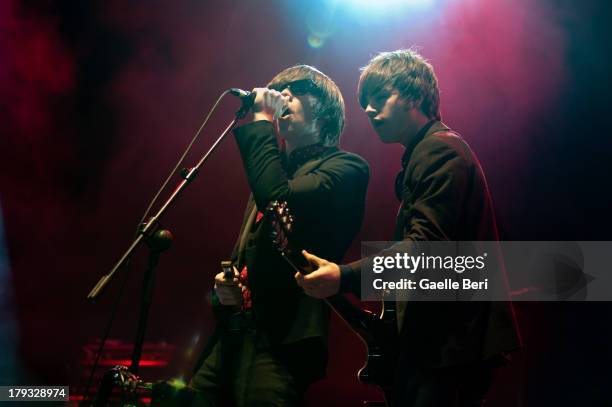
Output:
[403, 97, 423, 112]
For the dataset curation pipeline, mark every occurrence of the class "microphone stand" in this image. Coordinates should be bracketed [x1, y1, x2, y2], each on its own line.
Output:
[86, 95, 253, 382]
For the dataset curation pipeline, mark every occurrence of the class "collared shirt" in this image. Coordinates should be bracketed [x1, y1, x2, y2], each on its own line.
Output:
[282, 142, 335, 175]
[395, 119, 438, 201]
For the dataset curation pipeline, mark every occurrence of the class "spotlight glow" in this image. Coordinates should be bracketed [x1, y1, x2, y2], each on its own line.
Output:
[308, 34, 326, 49]
[333, 0, 435, 11]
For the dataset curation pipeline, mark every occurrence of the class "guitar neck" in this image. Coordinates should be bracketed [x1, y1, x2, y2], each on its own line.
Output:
[283, 250, 381, 341]
[266, 200, 397, 393]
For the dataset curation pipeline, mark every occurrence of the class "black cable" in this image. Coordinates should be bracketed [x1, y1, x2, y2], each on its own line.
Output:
[81, 259, 131, 406]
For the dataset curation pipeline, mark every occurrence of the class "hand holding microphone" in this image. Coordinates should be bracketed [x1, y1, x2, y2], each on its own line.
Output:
[251, 87, 289, 123]
[229, 87, 289, 122]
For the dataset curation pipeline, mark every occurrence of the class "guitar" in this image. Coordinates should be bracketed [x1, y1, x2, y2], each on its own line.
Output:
[266, 200, 398, 398]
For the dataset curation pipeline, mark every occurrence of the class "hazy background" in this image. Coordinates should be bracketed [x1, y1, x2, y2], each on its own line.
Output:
[1, 0, 611, 404]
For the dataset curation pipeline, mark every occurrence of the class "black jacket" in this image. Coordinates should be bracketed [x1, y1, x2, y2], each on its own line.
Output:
[342, 121, 520, 368]
[219, 120, 369, 345]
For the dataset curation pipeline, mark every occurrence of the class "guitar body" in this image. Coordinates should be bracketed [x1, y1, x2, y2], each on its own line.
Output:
[267, 201, 398, 398]
[355, 301, 398, 393]
[327, 295, 398, 395]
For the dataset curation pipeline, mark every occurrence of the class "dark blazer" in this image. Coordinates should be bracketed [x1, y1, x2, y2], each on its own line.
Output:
[218, 120, 369, 345]
[342, 121, 520, 368]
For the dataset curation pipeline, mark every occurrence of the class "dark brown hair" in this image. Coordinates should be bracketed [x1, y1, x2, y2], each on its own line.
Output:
[268, 65, 345, 146]
[358, 49, 441, 120]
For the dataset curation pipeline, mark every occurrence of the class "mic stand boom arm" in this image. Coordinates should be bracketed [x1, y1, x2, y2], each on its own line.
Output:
[87, 100, 251, 302]
[85, 92, 253, 400]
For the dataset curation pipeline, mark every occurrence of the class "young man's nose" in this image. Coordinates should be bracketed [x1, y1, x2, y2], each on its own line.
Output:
[364, 104, 377, 117]
[281, 88, 293, 100]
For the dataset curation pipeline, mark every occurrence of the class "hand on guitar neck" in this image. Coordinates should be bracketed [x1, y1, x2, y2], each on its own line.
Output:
[266, 200, 341, 298]
[297, 250, 341, 299]
[266, 200, 398, 396]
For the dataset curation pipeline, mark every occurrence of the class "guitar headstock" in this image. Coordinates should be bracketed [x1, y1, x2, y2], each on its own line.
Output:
[266, 200, 294, 255]
[266, 200, 309, 274]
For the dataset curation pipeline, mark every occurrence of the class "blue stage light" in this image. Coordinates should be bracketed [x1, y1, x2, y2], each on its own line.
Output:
[332, 0, 435, 12]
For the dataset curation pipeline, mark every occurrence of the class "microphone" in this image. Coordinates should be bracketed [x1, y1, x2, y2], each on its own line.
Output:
[230, 88, 256, 105]
[229, 88, 289, 119]
[229, 88, 256, 118]
[229, 87, 253, 98]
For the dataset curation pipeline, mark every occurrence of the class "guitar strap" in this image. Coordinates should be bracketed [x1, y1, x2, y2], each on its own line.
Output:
[236, 203, 258, 270]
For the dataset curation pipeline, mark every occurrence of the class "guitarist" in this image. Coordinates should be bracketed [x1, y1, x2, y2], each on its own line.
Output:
[188, 65, 369, 406]
[296, 50, 521, 407]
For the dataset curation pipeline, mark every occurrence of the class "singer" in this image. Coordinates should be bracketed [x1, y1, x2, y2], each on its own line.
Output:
[188, 65, 369, 406]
